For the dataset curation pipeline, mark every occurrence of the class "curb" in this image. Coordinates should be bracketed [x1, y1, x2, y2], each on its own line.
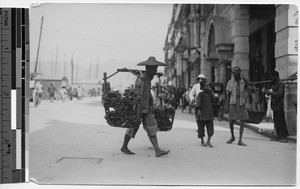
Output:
[220, 116, 297, 143]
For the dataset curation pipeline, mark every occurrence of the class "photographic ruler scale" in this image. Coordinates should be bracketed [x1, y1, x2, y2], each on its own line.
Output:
[0, 8, 29, 183]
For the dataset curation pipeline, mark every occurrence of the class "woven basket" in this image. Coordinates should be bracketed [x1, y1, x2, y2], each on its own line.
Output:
[153, 105, 175, 131]
[103, 90, 142, 128]
[245, 110, 265, 124]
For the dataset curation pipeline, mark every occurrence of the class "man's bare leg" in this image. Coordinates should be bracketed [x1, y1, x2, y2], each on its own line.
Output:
[201, 137, 207, 147]
[121, 134, 135, 155]
[226, 120, 235, 144]
[206, 136, 213, 147]
[238, 122, 246, 146]
[149, 136, 170, 157]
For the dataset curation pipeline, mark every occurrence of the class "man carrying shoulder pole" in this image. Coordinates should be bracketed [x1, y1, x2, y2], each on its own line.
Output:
[226, 66, 253, 146]
[121, 57, 170, 157]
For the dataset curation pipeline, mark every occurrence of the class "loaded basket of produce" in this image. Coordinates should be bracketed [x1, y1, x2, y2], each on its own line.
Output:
[151, 83, 176, 131]
[103, 89, 142, 128]
[102, 68, 144, 129]
[153, 104, 175, 131]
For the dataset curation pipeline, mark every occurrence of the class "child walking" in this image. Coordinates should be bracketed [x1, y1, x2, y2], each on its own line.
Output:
[195, 75, 218, 147]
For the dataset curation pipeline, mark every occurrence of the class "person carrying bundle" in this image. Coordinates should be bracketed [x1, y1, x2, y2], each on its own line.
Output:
[226, 66, 254, 146]
[120, 57, 170, 157]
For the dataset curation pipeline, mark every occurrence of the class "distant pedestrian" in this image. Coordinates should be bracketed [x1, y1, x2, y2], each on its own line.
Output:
[59, 87, 68, 102]
[33, 81, 43, 106]
[266, 71, 289, 143]
[92, 88, 97, 97]
[195, 75, 218, 147]
[226, 66, 253, 146]
[48, 82, 58, 103]
[35, 81, 43, 102]
[77, 86, 83, 100]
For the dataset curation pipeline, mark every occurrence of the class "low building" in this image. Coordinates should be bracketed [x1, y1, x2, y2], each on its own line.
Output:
[73, 79, 102, 96]
[34, 75, 69, 99]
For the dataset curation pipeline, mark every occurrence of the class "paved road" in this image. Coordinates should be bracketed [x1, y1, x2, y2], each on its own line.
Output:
[27, 97, 296, 186]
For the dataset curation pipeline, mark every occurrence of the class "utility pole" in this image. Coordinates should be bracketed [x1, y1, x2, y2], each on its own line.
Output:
[55, 42, 58, 76]
[34, 16, 44, 75]
[89, 61, 92, 79]
[51, 52, 53, 76]
[76, 59, 78, 83]
[96, 63, 99, 79]
[38, 60, 42, 75]
[96, 56, 99, 79]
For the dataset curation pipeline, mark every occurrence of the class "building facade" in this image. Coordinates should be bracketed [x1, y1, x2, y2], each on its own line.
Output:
[164, 4, 298, 135]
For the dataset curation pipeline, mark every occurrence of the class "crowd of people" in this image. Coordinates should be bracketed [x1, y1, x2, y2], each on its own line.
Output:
[31, 81, 100, 105]
[119, 57, 290, 158]
[31, 57, 290, 158]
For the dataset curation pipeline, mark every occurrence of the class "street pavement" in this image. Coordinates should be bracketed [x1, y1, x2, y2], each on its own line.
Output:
[25, 97, 296, 187]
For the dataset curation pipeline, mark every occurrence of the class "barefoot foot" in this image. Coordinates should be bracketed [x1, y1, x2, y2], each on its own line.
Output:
[121, 147, 135, 155]
[206, 142, 213, 148]
[156, 150, 170, 157]
[201, 142, 207, 147]
[226, 138, 235, 144]
[237, 141, 247, 146]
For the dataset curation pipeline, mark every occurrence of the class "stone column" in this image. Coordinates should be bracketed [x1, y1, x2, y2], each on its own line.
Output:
[275, 5, 298, 135]
[231, 5, 250, 79]
[219, 59, 230, 88]
[201, 59, 211, 83]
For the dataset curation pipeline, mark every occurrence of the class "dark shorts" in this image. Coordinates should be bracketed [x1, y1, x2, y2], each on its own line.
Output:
[197, 120, 214, 138]
[229, 103, 249, 121]
[126, 112, 158, 138]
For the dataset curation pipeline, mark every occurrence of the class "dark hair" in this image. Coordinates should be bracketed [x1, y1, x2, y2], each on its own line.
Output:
[232, 66, 241, 74]
[271, 71, 279, 77]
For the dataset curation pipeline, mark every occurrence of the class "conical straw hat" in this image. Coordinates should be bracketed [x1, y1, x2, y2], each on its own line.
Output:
[137, 56, 166, 66]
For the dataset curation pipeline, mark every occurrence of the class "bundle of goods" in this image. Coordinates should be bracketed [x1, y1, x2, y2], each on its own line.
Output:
[153, 104, 175, 131]
[245, 109, 265, 124]
[103, 89, 141, 128]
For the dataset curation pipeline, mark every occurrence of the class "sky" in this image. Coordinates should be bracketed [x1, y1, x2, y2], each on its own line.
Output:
[29, 3, 173, 89]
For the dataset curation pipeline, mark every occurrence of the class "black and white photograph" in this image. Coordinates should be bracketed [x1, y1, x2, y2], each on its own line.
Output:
[1, 1, 299, 189]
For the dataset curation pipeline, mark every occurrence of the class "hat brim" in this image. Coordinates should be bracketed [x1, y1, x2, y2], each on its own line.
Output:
[137, 59, 166, 66]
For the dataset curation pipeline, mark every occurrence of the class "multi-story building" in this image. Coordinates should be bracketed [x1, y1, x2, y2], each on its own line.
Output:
[164, 4, 298, 135]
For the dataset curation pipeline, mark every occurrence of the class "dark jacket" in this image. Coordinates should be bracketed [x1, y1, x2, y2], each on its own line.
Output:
[196, 87, 217, 121]
[48, 85, 56, 95]
[270, 79, 285, 111]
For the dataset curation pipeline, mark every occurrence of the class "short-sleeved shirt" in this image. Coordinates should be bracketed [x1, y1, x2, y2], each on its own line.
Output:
[226, 78, 248, 106]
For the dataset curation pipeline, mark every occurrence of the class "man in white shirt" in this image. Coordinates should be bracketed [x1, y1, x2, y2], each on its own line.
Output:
[189, 74, 206, 104]
[189, 74, 206, 133]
